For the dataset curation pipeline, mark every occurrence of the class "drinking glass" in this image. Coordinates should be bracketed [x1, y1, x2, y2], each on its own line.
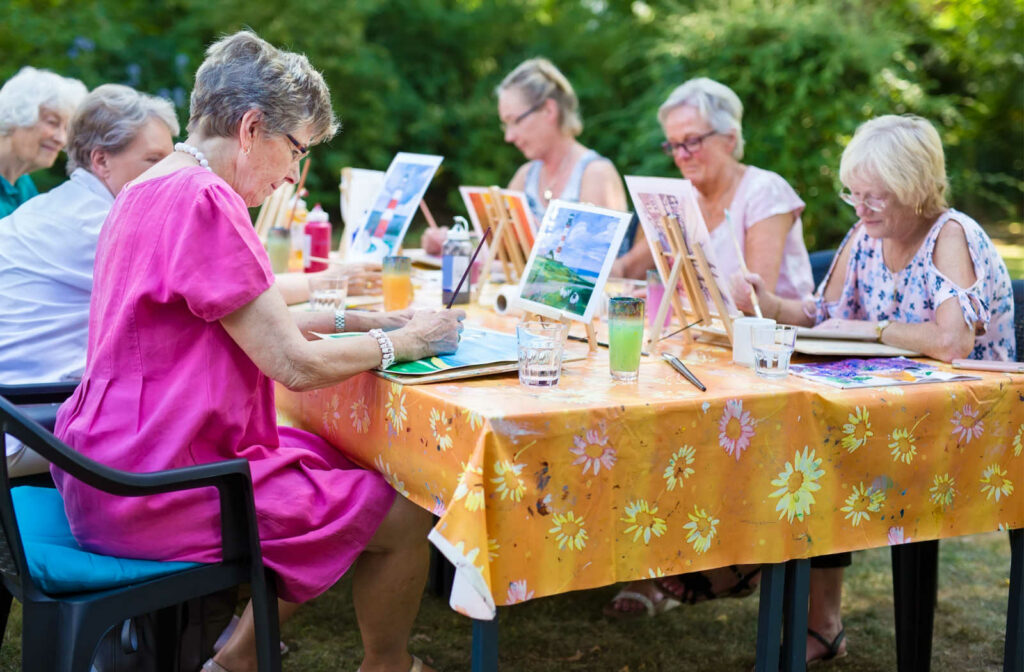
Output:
[751, 324, 797, 379]
[308, 276, 349, 312]
[516, 321, 568, 387]
[645, 270, 673, 327]
[608, 297, 645, 382]
[382, 256, 413, 311]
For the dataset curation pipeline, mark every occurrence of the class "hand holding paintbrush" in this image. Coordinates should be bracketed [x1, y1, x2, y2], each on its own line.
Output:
[724, 208, 763, 318]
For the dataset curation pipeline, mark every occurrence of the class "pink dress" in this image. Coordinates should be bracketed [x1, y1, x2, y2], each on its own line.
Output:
[53, 167, 395, 603]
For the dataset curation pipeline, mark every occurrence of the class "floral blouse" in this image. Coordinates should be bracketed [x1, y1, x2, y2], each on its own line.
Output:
[815, 209, 1016, 361]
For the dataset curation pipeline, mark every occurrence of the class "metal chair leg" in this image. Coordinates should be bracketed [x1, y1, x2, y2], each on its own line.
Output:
[781, 559, 810, 672]
[892, 540, 938, 672]
[472, 614, 498, 672]
[755, 562, 786, 672]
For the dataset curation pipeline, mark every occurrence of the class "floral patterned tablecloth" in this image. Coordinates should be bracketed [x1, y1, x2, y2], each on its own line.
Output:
[276, 319, 1023, 620]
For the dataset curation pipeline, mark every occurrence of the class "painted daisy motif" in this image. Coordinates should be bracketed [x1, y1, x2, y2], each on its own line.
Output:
[549, 511, 588, 551]
[1012, 424, 1023, 457]
[980, 464, 1014, 502]
[950, 404, 984, 444]
[840, 406, 873, 453]
[647, 567, 667, 578]
[506, 580, 535, 604]
[462, 408, 484, 431]
[887, 527, 912, 545]
[373, 455, 409, 497]
[840, 482, 885, 526]
[385, 383, 407, 433]
[451, 541, 481, 569]
[452, 462, 485, 512]
[488, 538, 500, 561]
[322, 393, 343, 434]
[350, 397, 370, 434]
[929, 473, 956, 509]
[569, 428, 617, 476]
[718, 399, 756, 461]
[429, 408, 454, 451]
[663, 445, 696, 491]
[683, 505, 719, 554]
[888, 428, 917, 464]
[429, 495, 446, 517]
[491, 460, 527, 502]
[621, 499, 668, 544]
[769, 446, 825, 522]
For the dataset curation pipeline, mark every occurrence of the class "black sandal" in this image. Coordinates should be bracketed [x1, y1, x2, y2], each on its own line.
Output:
[657, 565, 761, 604]
[807, 627, 847, 664]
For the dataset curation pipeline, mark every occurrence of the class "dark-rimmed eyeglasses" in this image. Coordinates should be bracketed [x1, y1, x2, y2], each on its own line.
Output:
[661, 130, 719, 157]
[285, 133, 309, 160]
[838, 188, 887, 213]
[501, 100, 545, 133]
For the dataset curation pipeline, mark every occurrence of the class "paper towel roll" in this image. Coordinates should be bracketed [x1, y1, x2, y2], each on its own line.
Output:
[493, 284, 521, 315]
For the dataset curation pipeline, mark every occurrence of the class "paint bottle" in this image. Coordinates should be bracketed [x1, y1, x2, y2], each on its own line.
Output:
[442, 216, 472, 305]
[304, 204, 332, 273]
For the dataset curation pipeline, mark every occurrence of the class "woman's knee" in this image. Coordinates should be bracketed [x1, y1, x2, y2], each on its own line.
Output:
[366, 495, 432, 552]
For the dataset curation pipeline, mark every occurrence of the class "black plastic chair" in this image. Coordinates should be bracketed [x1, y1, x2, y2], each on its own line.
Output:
[808, 248, 837, 288]
[0, 382, 78, 433]
[1012, 278, 1023, 362]
[0, 395, 281, 671]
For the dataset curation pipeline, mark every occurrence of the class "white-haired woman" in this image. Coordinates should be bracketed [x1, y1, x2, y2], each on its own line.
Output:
[53, 32, 461, 672]
[423, 57, 627, 254]
[0, 67, 87, 217]
[611, 77, 814, 304]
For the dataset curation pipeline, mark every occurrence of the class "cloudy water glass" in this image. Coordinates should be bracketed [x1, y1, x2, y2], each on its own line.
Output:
[516, 321, 568, 387]
[751, 324, 797, 379]
[608, 297, 645, 382]
[308, 276, 348, 312]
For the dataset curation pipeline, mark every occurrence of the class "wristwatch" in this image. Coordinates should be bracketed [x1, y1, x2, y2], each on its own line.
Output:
[334, 308, 346, 333]
[875, 319, 891, 341]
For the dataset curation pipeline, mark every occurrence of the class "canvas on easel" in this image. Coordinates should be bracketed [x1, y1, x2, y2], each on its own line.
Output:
[513, 200, 633, 351]
[338, 167, 385, 257]
[253, 182, 296, 243]
[624, 175, 739, 346]
[459, 186, 536, 299]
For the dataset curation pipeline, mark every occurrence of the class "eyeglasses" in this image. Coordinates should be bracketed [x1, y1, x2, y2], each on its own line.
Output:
[500, 100, 545, 133]
[285, 133, 309, 160]
[661, 130, 719, 157]
[838, 188, 887, 213]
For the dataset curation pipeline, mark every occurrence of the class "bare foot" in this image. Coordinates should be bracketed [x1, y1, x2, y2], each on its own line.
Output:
[603, 579, 678, 617]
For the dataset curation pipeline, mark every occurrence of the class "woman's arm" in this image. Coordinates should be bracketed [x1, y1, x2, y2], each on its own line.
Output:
[743, 212, 795, 291]
[610, 228, 655, 279]
[220, 286, 463, 391]
[507, 163, 530, 192]
[579, 160, 628, 211]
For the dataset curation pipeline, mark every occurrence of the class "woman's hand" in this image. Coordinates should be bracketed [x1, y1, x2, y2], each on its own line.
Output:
[390, 309, 466, 361]
[729, 270, 757, 314]
[421, 227, 449, 256]
[342, 262, 382, 296]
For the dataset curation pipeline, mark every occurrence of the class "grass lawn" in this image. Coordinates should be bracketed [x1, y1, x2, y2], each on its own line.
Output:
[0, 532, 1013, 671]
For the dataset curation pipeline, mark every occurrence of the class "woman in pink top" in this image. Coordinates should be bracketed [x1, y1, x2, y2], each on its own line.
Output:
[612, 78, 814, 305]
[53, 31, 461, 672]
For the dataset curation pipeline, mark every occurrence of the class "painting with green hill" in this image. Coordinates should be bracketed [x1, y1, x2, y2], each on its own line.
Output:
[320, 327, 517, 375]
[516, 200, 633, 324]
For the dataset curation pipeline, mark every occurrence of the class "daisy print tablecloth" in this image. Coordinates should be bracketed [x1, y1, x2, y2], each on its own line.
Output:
[277, 333, 1024, 620]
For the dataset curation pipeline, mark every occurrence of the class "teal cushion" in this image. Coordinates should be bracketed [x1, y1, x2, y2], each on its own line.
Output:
[12, 486, 202, 594]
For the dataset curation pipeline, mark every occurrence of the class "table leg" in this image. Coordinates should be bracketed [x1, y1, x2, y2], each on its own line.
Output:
[755, 562, 786, 672]
[472, 615, 499, 672]
[1006, 528, 1023, 672]
[892, 539, 939, 672]
[781, 559, 810, 672]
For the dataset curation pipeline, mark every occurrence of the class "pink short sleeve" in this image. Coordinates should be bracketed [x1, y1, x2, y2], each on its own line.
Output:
[737, 168, 805, 228]
[165, 179, 274, 321]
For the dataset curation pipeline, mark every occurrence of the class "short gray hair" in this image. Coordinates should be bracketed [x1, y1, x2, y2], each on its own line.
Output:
[658, 77, 745, 160]
[497, 58, 583, 137]
[66, 84, 180, 174]
[0, 67, 87, 135]
[188, 31, 338, 145]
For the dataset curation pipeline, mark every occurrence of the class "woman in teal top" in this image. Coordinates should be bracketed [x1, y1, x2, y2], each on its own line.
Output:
[0, 67, 87, 218]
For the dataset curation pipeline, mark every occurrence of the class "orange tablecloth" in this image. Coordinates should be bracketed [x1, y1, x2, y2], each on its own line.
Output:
[276, 320, 1023, 620]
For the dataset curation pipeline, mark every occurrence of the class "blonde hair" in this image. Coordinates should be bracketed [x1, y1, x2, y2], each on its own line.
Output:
[497, 58, 582, 137]
[658, 77, 744, 160]
[839, 115, 948, 215]
[188, 31, 338, 145]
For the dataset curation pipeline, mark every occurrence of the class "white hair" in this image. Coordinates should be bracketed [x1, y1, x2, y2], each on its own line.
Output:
[0, 67, 88, 135]
[658, 77, 745, 160]
[66, 84, 180, 174]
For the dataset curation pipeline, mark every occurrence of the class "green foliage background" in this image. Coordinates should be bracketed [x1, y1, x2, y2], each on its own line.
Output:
[3, 0, 1021, 249]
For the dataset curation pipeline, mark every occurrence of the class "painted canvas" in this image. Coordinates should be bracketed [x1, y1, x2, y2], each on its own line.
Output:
[515, 200, 633, 323]
[789, 357, 979, 389]
[459, 187, 537, 254]
[349, 152, 443, 260]
[624, 175, 738, 316]
[338, 167, 385, 256]
[317, 327, 517, 374]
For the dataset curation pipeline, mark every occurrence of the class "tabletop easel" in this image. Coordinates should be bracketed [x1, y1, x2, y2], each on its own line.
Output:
[254, 183, 297, 243]
[475, 186, 530, 304]
[647, 214, 734, 346]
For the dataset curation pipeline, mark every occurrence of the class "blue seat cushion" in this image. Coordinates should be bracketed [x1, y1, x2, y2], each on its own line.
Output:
[12, 486, 202, 594]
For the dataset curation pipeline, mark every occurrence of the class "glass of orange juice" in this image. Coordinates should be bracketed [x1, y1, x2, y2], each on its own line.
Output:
[382, 256, 413, 311]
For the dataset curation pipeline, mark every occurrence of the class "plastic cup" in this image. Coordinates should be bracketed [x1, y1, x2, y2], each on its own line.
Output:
[608, 297, 645, 382]
[751, 324, 797, 379]
[732, 317, 776, 367]
[516, 321, 568, 387]
[382, 256, 413, 311]
[308, 276, 348, 312]
[646, 270, 673, 327]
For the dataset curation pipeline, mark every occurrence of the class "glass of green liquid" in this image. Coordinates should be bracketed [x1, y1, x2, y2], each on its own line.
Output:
[608, 297, 645, 382]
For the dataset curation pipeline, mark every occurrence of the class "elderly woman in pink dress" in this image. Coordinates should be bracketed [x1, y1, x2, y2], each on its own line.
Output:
[611, 77, 814, 311]
[53, 32, 461, 672]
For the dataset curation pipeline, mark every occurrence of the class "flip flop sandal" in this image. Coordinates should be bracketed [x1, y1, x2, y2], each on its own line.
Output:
[213, 614, 289, 656]
[357, 655, 427, 672]
[808, 627, 848, 665]
[602, 588, 681, 619]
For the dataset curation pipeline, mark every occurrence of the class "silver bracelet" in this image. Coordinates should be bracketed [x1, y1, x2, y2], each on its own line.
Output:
[368, 328, 395, 370]
[334, 308, 346, 333]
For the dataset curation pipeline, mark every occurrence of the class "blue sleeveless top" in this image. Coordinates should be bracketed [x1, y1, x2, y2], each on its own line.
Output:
[523, 149, 604, 222]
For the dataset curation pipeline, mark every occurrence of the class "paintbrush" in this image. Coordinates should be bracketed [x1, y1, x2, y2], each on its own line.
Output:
[724, 208, 762, 318]
[445, 226, 492, 310]
[285, 157, 311, 230]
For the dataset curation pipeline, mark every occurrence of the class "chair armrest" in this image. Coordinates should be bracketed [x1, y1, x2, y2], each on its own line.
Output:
[0, 382, 79, 405]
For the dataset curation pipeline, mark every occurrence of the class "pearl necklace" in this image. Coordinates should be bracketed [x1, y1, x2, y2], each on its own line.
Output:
[174, 142, 212, 171]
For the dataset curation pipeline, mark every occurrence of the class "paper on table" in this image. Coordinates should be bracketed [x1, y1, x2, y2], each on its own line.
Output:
[789, 356, 980, 389]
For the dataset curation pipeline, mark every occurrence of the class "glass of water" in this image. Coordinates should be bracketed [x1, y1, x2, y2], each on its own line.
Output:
[516, 321, 568, 387]
[308, 276, 349, 312]
[751, 324, 797, 379]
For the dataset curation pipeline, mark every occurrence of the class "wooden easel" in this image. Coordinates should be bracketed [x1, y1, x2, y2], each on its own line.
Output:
[647, 214, 735, 346]
[475, 186, 530, 303]
[254, 183, 297, 243]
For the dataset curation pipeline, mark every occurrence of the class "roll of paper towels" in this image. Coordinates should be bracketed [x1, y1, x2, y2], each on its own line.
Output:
[494, 284, 521, 315]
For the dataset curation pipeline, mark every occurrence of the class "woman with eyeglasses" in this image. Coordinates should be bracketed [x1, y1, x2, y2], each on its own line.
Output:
[610, 78, 814, 303]
[423, 57, 627, 254]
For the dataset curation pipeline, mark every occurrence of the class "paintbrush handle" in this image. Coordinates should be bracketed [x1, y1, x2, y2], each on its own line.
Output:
[445, 226, 491, 310]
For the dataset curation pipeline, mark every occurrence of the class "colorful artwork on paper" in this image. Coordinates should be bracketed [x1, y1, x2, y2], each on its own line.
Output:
[323, 327, 518, 375]
[789, 357, 981, 389]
